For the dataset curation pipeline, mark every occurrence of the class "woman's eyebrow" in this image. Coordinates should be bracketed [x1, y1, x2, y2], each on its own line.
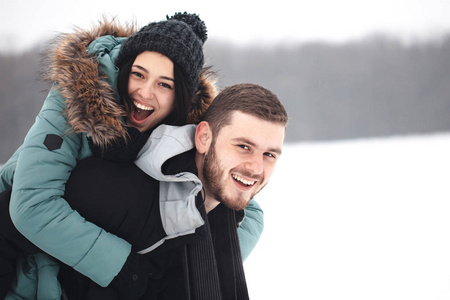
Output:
[132, 64, 148, 73]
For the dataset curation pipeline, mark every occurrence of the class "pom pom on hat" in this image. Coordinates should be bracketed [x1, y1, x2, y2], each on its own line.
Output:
[167, 12, 207, 44]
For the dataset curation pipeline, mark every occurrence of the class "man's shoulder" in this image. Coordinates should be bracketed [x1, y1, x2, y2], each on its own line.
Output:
[135, 125, 197, 179]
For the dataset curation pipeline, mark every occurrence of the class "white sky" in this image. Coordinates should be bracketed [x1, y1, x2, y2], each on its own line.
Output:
[1, 0, 450, 52]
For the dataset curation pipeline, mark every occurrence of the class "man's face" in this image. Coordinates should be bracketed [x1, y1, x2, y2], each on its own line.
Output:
[202, 111, 285, 211]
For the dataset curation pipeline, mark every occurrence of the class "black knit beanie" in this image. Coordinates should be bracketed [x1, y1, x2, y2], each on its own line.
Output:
[116, 12, 207, 99]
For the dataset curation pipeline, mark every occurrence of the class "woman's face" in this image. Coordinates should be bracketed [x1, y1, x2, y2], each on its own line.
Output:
[127, 51, 176, 132]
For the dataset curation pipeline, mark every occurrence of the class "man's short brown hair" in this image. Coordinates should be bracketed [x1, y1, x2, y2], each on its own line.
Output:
[203, 83, 288, 136]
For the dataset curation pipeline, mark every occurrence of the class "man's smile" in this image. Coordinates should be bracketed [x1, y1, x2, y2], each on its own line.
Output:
[232, 173, 256, 187]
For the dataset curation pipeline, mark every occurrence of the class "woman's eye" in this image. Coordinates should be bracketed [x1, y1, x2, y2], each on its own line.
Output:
[160, 82, 173, 90]
[131, 71, 144, 79]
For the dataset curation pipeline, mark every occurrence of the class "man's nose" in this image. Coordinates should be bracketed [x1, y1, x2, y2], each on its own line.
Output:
[245, 154, 264, 175]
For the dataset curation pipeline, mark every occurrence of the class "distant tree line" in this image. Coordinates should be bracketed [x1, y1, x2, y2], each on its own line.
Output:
[0, 50, 51, 162]
[205, 34, 450, 142]
[1, 34, 450, 162]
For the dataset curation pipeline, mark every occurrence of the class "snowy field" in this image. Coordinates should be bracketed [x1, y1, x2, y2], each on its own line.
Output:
[244, 133, 450, 299]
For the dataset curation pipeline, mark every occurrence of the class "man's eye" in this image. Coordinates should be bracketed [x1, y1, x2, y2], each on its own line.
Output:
[238, 145, 249, 150]
[264, 152, 276, 158]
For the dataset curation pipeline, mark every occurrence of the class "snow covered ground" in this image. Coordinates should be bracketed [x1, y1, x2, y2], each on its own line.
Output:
[244, 133, 450, 299]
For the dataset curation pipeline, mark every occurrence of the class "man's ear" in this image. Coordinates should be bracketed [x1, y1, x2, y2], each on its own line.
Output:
[195, 121, 212, 154]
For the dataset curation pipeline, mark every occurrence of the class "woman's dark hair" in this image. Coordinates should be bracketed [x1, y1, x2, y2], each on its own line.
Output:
[117, 55, 191, 130]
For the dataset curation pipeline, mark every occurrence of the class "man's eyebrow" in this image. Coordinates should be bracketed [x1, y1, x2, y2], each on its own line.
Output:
[267, 147, 283, 155]
[132, 64, 175, 82]
[232, 137, 282, 155]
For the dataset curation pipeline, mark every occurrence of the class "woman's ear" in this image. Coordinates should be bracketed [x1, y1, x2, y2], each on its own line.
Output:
[195, 121, 212, 154]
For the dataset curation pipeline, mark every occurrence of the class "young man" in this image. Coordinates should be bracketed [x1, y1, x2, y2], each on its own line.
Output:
[2, 83, 288, 299]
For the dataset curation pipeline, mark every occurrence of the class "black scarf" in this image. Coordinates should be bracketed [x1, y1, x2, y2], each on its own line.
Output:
[187, 203, 249, 300]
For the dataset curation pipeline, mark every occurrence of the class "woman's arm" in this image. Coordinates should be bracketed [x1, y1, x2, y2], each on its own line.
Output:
[238, 198, 264, 261]
[0, 147, 20, 193]
[9, 88, 131, 287]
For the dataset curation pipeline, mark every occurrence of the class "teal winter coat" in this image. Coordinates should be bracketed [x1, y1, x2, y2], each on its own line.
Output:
[0, 20, 264, 299]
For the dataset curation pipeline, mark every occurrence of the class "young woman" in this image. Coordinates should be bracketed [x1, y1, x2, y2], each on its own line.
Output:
[0, 13, 264, 299]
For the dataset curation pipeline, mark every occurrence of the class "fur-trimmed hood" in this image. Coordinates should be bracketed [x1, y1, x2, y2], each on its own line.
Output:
[41, 19, 216, 147]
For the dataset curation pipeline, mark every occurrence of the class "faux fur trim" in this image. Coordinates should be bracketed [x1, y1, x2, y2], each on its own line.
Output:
[41, 18, 216, 147]
[187, 66, 217, 124]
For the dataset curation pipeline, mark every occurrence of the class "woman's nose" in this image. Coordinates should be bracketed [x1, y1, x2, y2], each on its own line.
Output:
[139, 82, 155, 100]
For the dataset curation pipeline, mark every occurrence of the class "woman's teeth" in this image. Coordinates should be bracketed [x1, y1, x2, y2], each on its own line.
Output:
[134, 101, 154, 111]
[232, 174, 256, 186]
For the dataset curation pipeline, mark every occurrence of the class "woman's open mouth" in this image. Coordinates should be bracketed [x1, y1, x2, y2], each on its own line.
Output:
[130, 101, 154, 123]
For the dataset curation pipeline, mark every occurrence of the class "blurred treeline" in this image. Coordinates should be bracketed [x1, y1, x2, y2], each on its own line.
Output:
[1, 34, 450, 162]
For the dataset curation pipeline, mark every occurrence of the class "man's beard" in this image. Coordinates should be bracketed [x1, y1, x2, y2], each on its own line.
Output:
[202, 143, 261, 211]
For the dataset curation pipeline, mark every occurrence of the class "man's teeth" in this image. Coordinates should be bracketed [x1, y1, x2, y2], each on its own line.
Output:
[232, 174, 256, 186]
[134, 101, 154, 111]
